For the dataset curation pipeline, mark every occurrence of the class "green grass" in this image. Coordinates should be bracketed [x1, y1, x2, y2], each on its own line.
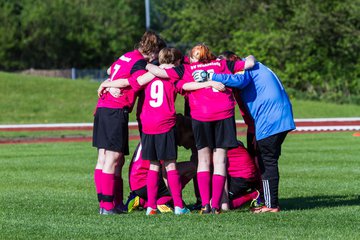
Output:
[1, 72, 100, 124]
[0, 130, 91, 139]
[1, 132, 360, 239]
[1, 71, 360, 124]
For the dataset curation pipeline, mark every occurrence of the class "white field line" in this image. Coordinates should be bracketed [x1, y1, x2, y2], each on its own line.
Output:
[0, 122, 138, 129]
[0, 118, 360, 132]
[295, 126, 360, 131]
[291, 117, 360, 122]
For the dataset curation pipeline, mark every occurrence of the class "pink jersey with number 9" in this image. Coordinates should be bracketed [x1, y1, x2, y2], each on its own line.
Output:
[139, 76, 178, 134]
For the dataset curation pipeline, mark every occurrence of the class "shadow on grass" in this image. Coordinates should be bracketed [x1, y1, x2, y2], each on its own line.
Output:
[281, 195, 360, 210]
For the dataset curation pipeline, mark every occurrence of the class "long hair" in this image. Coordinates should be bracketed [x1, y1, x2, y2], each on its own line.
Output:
[189, 43, 216, 63]
[137, 31, 166, 56]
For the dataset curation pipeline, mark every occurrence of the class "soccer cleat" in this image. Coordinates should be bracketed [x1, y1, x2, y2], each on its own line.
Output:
[251, 206, 280, 213]
[101, 208, 119, 215]
[189, 200, 202, 211]
[249, 190, 264, 209]
[146, 207, 158, 216]
[114, 205, 127, 214]
[125, 192, 140, 213]
[157, 204, 173, 213]
[199, 204, 211, 214]
[211, 208, 221, 215]
[174, 206, 190, 215]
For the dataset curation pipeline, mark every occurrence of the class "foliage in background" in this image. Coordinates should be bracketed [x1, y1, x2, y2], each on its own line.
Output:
[0, 0, 359, 104]
[153, 0, 360, 104]
[0, 0, 145, 70]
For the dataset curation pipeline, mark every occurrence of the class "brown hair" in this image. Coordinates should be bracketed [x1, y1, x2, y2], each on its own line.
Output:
[189, 43, 216, 63]
[138, 31, 166, 56]
[159, 47, 183, 65]
[217, 50, 239, 61]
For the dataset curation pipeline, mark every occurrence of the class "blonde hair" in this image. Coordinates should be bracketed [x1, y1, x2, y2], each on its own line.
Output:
[189, 43, 216, 63]
[159, 47, 183, 64]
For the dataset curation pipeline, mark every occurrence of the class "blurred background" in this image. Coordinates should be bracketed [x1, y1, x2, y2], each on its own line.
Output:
[0, 0, 359, 104]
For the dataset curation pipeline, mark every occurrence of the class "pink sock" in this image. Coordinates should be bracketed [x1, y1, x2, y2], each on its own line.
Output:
[231, 190, 259, 209]
[197, 171, 211, 206]
[113, 176, 124, 208]
[167, 170, 184, 208]
[139, 198, 146, 208]
[147, 170, 159, 209]
[157, 196, 172, 205]
[211, 174, 226, 210]
[94, 169, 102, 208]
[102, 173, 115, 211]
[142, 199, 148, 208]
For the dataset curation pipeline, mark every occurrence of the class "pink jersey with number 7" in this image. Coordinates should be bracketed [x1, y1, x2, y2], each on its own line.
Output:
[96, 50, 147, 111]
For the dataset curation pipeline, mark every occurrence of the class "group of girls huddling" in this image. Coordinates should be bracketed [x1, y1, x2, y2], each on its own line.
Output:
[92, 31, 295, 215]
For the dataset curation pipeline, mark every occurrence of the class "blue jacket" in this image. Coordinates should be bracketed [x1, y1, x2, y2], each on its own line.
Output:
[212, 62, 296, 141]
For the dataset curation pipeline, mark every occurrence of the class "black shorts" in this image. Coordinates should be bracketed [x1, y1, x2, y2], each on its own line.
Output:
[228, 176, 258, 200]
[92, 107, 129, 155]
[133, 178, 170, 200]
[192, 116, 238, 150]
[141, 127, 177, 161]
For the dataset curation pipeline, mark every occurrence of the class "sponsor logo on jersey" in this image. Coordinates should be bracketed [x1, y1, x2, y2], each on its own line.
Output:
[120, 55, 132, 62]
[190, 62, 221, 70]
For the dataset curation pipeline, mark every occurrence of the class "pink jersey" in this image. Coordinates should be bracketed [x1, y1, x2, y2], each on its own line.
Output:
[96, 50, 147, 111]
[167, 59, 246, 121]
[128, 144, 150, 191]
[138, 77, 177, 134]
[227, 144, 258, 179]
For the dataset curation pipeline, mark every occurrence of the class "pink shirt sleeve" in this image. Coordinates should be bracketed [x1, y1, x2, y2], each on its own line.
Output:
[165, 67, 180, 79]
[233, 60, 246, 73]
[128, 70, 147, 92]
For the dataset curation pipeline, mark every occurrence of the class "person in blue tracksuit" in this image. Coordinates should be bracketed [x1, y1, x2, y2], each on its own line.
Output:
[197, 61, 296, 213]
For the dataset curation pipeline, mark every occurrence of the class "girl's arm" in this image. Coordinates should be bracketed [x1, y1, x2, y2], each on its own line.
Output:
[183, 81, 226, 91]
[211, 73, 251, 89]
[136, 71, 156, 86]
[97, 78, 129, 97]
[100, 78, 129, 88]
[146, 63, 170, 78]
[98, 71, 155, 96]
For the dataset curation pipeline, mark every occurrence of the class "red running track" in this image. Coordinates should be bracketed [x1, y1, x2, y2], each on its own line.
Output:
[1, 118, 359, 144]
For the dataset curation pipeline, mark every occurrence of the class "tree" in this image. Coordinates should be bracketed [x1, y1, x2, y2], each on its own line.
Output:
[0, 0, 146, 70]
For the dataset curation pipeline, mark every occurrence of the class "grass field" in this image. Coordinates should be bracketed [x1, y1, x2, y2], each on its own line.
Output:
[2, 71, 360, 124]
[1, 72, 360, 239]
[1, 132, 359, 239]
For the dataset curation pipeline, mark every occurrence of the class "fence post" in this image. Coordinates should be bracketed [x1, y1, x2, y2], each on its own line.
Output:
[71, 68, 76, 80]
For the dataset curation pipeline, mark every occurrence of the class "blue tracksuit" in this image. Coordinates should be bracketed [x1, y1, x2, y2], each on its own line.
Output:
[212, 62, 295, 141]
